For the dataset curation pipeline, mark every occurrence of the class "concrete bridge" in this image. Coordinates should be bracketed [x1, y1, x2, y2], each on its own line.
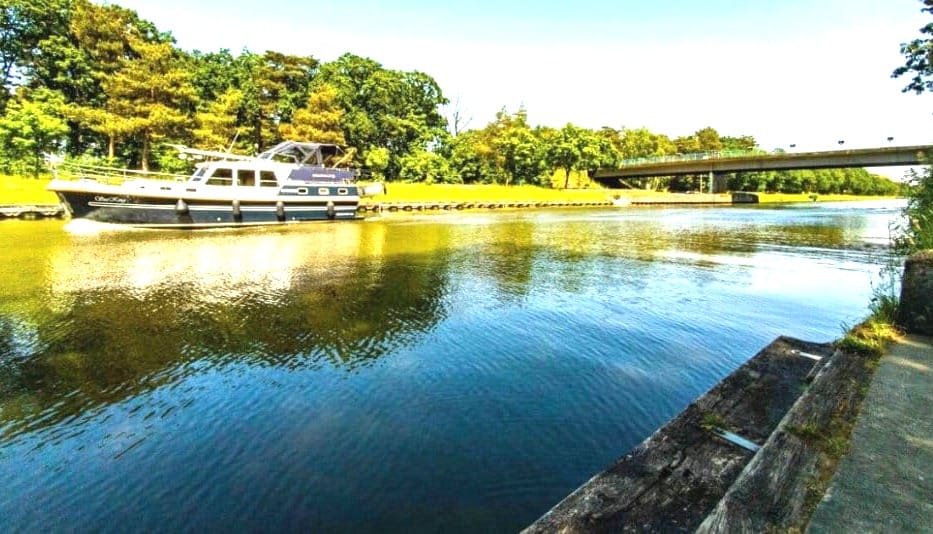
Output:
[592, 144, 932, 191]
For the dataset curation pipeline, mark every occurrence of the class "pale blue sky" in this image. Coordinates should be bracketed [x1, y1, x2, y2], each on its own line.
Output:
[117, 0, 929, 165]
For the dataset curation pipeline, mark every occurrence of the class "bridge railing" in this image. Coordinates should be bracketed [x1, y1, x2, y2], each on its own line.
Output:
[620, 149, 771, 167]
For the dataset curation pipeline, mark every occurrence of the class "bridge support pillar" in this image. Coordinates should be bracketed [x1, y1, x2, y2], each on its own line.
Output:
[708, 172, 729, 194]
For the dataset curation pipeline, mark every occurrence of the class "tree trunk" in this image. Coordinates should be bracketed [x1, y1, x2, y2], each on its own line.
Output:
[68, 121, 82, 157]
[141, 132, 150, 171]
[108, 135, 115, 160]
[563, 167, 571, 189]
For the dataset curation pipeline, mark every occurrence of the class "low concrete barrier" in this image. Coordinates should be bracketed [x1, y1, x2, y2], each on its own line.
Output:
[0, 204, 65, 219]
[523, 337, 833, 533]
[897, 250, 933, 335]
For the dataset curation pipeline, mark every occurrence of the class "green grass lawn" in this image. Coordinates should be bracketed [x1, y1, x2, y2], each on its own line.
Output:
[0, 175, 58, 204]
[368, 182, 613, 203]
[368, 183, 896, 205]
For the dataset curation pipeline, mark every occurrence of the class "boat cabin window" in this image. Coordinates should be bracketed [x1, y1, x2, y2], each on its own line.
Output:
[237, 169, 256, 187]
[206, 168, 233, 186]
[191, 168, 207, 182]
[259, 170, 278, 187]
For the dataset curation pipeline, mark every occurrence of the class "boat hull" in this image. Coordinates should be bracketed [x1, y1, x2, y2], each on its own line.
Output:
[54, 190, 361, 228]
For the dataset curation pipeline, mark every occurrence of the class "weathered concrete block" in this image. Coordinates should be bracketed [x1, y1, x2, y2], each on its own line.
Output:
[898, 250, 933, 335]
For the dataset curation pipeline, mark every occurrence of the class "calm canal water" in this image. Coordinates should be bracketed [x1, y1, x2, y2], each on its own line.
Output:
[0, 201, 902, 532]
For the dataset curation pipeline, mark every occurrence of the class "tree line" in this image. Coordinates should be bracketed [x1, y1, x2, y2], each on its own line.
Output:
[0, 0, 902, 196]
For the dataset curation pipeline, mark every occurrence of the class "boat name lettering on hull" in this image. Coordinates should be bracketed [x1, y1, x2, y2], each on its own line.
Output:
[93, 195, 128, 203]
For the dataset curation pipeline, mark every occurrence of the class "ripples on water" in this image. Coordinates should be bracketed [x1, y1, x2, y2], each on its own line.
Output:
[0, 201, 903, 532]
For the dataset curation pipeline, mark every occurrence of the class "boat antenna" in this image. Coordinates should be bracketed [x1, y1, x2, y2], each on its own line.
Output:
[225, 132, 240, 153]
[333, 147, 356, 168]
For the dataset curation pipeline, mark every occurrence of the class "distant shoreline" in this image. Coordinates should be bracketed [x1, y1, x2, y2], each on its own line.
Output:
[1, 176, 899, 208]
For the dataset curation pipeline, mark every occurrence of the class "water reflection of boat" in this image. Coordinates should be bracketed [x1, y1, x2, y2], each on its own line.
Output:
[48, 224, 372, 303]
[48, 141, 384, 229]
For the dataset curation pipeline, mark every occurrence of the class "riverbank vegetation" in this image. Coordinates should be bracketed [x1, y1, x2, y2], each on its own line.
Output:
[1, 172, 898, 208]
[0, 0, 905, 199]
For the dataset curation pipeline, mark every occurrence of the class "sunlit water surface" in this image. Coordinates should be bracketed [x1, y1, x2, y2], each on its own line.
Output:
[0, 201, 903, 532]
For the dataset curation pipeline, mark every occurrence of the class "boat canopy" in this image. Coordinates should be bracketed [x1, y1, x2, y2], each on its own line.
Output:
[167, 141, 348, 167]
[257, 141, 345, 166]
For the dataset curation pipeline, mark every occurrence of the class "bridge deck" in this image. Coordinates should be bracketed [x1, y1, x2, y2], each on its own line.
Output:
[593, 144, 931, 182]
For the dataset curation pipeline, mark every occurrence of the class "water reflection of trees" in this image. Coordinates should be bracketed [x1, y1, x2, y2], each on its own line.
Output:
[0, 209, 883, 438]
[0, 226, 453, 439]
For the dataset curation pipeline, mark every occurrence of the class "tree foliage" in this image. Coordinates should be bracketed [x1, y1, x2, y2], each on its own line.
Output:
[192, 88, 244, 151]
[894, 164, 933, 253]
[0, 0, 910, 196]
[278, 84, 345, 145]
[893, 0, 933, 94]
[314, 53, 448, 175]
[0, 0, 69, 107]
[618, 127, 676, 159]
[0, 86, 68, 176]
[398, 149, 456, 184]
[545, 123, 619, 189]
[94, 37, 196, 169]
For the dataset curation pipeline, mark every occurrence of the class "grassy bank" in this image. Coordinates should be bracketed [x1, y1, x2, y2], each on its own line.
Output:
[753, 192, 896, 204]
[369, 183, 612, 203]
[367, 183, 896, 204]
[1, 174, 897, 206]
[1, 175, 58, 204]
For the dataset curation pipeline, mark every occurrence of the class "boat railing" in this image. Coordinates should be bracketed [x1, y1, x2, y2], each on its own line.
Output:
[52, 161, 190, 185]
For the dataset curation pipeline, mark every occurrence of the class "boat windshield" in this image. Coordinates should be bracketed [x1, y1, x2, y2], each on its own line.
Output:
[257, 141, 345, 167]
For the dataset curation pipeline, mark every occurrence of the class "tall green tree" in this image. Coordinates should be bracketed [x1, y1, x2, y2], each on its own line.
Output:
[315, 53, 448, 177]
[893, 0, 933, 94]
[0, 0, 68, 108]
[492, 108, 546, 185]
[187, 49, 317, 152]
[398, 149, 457, 183]
[189, 49, 252, 152]
[619, 127, 676, 159]
[190, 49, 240, 105]
[895, 165, 933, 252]
[192, 87, 245, 151]
[97, 37, 196, 169]
[0, 87, 68, 176]
[546, 123, 614, 189]
[674, 126, 722, 154]
[892, 2, 933, 253]
[231, 51, 317, 151]
[721, 134, 758, 152]
[673, 134, 701, 154]
[445, 128, 503, 184]
[278, 83, 345, 145]
[694, 127, 722, 152]
[30, 0, 169, 155]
